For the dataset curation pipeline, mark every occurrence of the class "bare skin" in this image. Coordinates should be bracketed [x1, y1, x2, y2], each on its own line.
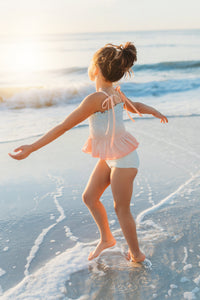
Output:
[110, 167, 146, 263]
[88, 239, 117, 261]
[82, 159, 116, 260]
[125, 250, 146, 262]
[83, 160, 145, 262]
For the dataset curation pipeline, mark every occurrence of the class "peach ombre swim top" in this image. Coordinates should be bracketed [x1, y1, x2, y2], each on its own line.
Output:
[82, 86, 142, 160]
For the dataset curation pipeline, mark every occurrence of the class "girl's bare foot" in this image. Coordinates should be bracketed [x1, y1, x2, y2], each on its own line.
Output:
[88, 238, 116, 260]
[125, 250, 146, 263]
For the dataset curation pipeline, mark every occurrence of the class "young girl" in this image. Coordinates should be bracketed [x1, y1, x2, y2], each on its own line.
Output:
[9, 42, 168, 263]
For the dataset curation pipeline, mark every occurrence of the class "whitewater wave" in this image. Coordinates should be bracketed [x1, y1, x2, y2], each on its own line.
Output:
[0, 76, 199, 110]
[0, 84, 94, 109]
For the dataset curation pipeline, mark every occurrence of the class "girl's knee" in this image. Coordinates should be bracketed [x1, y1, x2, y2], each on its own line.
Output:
[82, 191, 97, 207]
[82, 191, 89, 206]
[114, 202, 130, 216]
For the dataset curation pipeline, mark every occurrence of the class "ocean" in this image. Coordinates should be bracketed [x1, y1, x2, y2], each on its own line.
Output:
[1, 29, 200, 143]
[0, 29, 200, 299]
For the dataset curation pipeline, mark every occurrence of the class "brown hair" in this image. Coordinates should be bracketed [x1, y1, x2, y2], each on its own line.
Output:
[93, 42, 137, 82]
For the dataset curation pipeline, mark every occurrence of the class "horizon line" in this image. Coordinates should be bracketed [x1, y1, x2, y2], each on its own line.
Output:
[0, 27, 200, 38]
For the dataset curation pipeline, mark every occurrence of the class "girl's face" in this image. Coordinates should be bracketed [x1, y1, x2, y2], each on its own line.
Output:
[88, 60, 98, 81]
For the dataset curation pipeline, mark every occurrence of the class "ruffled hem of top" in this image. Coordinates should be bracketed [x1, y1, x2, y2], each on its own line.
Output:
[82, 132, 139, 160]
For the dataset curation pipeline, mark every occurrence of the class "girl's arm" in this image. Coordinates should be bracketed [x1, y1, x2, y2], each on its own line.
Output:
[9, 92, 103, 160]
[125, 99, 168, 124]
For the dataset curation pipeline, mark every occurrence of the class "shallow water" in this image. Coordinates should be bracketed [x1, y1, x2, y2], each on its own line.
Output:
[1, 116, 200, 299]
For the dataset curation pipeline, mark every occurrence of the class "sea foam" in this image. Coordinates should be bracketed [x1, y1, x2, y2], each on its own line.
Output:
[136, 171, 200, 224]
[3, 242, 91, 299]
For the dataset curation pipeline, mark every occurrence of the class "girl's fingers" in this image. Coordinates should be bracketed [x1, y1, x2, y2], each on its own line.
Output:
[163, 117, 168, 123]
[8, 153, 15, 159]
[9, 153, 22, 160]
[160, 115, 168, 123]
[14, 147, 22, 152]
[153, 112, 168, 123]
[8, 151, 25, 160]
[8, 153, 16, 158]
[9, 145, 30, 160]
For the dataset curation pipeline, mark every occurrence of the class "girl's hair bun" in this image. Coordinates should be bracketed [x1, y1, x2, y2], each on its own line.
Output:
[120, 42, 137, 73]
[93, 42, 137, 82]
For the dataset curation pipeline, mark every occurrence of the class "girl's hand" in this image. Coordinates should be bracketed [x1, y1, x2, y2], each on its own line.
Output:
[8, 145, 33, 160]
[152, 110, 168, 124]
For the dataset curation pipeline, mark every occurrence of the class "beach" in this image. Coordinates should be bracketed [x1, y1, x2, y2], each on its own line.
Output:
[0, 29, 200, 299]
[0, 114, 200, 299]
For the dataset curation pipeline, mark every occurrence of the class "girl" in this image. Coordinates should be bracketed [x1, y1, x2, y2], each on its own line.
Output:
[9, 42, 168, 263]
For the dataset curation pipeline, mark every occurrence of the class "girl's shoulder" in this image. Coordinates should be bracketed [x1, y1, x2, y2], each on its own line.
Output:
[90, 91, 108, 98]
[78, 91, 108, 116]
[90, 90, 124, 113]
[83, 91, 108, 113]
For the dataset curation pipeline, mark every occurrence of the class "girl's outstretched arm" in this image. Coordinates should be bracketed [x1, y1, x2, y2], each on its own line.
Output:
[9, 92, 104, 160]
[125, 98, 168, 124]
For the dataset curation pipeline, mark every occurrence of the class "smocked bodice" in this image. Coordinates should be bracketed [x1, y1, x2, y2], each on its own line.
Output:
[82, 86, 142, 160]
[88, 102, 125, 139]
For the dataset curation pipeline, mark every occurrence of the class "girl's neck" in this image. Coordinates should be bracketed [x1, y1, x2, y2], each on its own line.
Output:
[95, 77, 113, 92]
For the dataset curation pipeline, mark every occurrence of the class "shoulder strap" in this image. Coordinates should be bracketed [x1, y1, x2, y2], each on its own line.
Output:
[115, 86, 142, 120]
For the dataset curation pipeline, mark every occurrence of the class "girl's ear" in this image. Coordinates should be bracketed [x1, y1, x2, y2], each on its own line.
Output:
[93, 65, 99, 76]
[88, 61, 99, 81]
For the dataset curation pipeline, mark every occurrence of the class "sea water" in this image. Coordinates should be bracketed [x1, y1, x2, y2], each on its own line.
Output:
[0, 29, 200, 299]
[0, 29, 200, 143]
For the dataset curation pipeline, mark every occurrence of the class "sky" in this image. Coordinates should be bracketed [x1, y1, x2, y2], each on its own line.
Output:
[0, 0, 200, 36]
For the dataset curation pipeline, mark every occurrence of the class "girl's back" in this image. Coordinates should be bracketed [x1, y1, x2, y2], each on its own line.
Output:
[82, 87, 139, 160]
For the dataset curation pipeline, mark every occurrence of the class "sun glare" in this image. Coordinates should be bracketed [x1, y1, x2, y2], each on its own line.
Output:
[2, 41, 43, 73]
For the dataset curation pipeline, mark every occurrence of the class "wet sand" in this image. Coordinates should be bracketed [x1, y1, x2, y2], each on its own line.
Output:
[1, 116, 200, 299]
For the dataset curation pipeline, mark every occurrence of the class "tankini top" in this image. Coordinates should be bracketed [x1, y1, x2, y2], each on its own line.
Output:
[82, 86, 142, 160]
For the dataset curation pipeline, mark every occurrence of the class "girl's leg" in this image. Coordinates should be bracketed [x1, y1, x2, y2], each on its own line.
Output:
[82, 159, 116, 260]
[110, 167, 145, 262]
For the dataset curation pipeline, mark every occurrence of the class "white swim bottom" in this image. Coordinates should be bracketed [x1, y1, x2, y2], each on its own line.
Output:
[105, 150, 139, 169]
